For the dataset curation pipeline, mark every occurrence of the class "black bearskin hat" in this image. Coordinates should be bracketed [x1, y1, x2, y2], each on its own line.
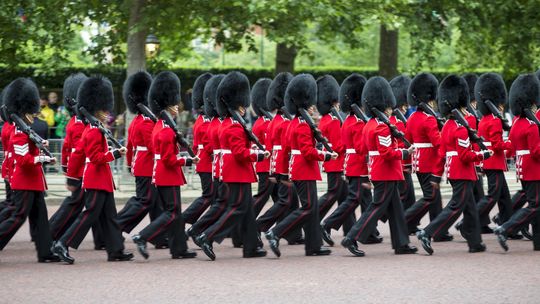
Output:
[148, 71, 180, 114]
[77, 76, 114, 115]
[251, 78, 272, 117]
[284, 74, 317, 115]
[316, 75, 339, 116]
[361, 76, 396, 117]
[339, 73, 367, 113]
[474, 73, 507, 116]
[408, 72, 438, 106]
[437, 75, 469, 117]
[267, 72, 293, 111]
[122, 71, 152, 114]
[216, 71, 250, 118]
[509, 73, 540, 116]
[203, 74, 225, 118]
[192, 72, 213, 112]
[462, 73, 478, 102]
[4, 78, 41, 116]
[63, 73, 88, 115]
[389, 75, 411, 108]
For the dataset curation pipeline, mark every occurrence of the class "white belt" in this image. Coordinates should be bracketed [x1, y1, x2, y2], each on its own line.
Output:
[221, 149, 232, 154]
[516, 150, 530, 156]
[85, 157, 90, 163]
[414, 143, 433, 148]
[291, 149, 301, 155]
[154, 154, 161, 160]
[213, 149, 222, 154]
[198, 144, 204, 150]
[446, 151, 458, 157]
[346, 149, 356, 154]
[71, 148, 76, 153]
[483, 142, 492, 147]
[136, 146, 148, 151]
[368, 151, 379, 156]
[273, 145, 282, 150]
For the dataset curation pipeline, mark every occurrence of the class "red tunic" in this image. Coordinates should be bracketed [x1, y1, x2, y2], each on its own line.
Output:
[342, 114, 368, 177]
[319, 114, 345, 172]
[220, 117, 262, 183]
[208, 117, 222, 179]
[439, 120, 484, 181]
[61, 117, 85, 173]
[10, 128, 47, 191]
[267, 114, 289, 175]
[193, 115, 213, 173]
[405, 111, 444, 177]
[81, 126, 117, 192]
[1, 122, 14, 180]
[363, 118, 406, 181]
[252, 116, 271, 173]
[66, 125, 88, 181]
[509, 117, 540, 181]
[478, 114, 512, 171]
[391, 115, 411, 170]
[288, 117, 327, 181]
[126, 114, 155, 177]
[152, 120, 188, 186]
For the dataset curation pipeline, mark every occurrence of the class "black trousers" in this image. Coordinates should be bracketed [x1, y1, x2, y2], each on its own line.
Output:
[404, 173, 443, 232]
[424, 180, 482, 248]
[398, 171, 416, 211]
[59, 190, 124, 254]
[183, 172, 216, 224]
[272, 180, 322, 252]
[190, 180, 227, 235]
[346, 181, 409, 249]
[324, 176, 370, 231]
[318, 172, 348, 220]
[475, 170, 513, 226]
[501, 181, 540, 247]
[139, 186, 188, 255]
[0, 180, 13, 210]
[0, 190, 53, 258]
[252, 172, 279, 217]
[203, 183, 259, 252]
[474, 172, 486, 204]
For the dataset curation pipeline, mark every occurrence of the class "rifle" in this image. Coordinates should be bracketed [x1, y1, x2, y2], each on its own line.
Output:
[10, 113, 53, 158]
[280, 106, 294, 120]
[228, 109, 265, 151]
[523, 108, 540, 133]
[297, 108, 334, 153]
[79, 107, 123, 149]
[350, 104, 369, 122]
[136, 103, 158, 123]
[450, 108, 490, 152]
[484, 100, 511, 131]
[260, 108, 274, 121]
[330, 107, 344, 125]
[365, 103, 411, 148]
[160, 110, 196, 157]
[393, 109, 408, 125]
[467, 104, 480, 122]
[418, 102, 445, 130]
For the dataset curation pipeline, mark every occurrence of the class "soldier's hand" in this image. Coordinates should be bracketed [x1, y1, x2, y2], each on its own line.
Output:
[34, 155, 53, 164]
[49, 157, 57, 165]
[263, 151, 271, 159]
[66, 184, 77, 192]
[42, 140, 49, 148]
[407, 145, 416, 155]
[330, 152, 338, 160]
[119, 147, 127, 155]
[192, 156, 200, 164]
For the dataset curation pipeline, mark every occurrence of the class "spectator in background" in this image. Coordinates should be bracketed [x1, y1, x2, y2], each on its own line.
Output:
[54, 105, 70, 138]
[39, 95, 55, 129]
[48, 92, 59, 111]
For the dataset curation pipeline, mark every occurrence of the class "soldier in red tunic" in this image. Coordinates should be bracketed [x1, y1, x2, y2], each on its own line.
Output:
[183, 73, 216, 225]
[195, 71, 268, 260]
[53, 76, 133, 264]
[417, 75, 492, 255]
[131, 72, 197, 260]
[494, 73, 540, 251]
[320, 73, 382, 246]
[0, 78, 59, 262]
[341, 76, 416, 257]
[266, 74, 335, 257]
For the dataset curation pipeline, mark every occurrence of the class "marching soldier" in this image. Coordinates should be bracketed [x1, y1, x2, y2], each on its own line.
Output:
[417, 75, 491, 255]
[132, 71, 197, 260]
[320, 73, 381, 246]
[53, 76, 133, 264]
[403, 73, 452, 241]
[183, 73, 216, 224]
[0, 88, 14, 214]
[195, 71, 268, 260]
[341, 76, 417, 257]
[494, 73, 540, 251]
[265, 74, 335, 257]
[250, 78, 279, 216]
[0, 78, 59, 262]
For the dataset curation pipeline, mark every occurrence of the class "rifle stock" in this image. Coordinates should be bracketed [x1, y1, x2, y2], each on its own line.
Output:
[366, 103, 411, 148]
[350, 104, 368, 122]
[523, 108, 540, 132]
[393, 109, 408, 125]
[136, 103, 158, 123]
[450, 108, 489, 152]
[280, 106, 294, 120]
[330, 107, 344, 125]
[79, 107, 123, 149]
[297, 108, 334, 153]
[160, 110, 196, 157]
[484, 100, 511, 131]
[418, 102, 445, 130]
[10, 113, 53, 158]
[260, 109, 274, 121]
[228, 109, 265, 151]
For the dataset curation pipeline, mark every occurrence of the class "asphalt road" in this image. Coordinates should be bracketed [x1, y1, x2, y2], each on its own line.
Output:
[1, 204, 538, 304]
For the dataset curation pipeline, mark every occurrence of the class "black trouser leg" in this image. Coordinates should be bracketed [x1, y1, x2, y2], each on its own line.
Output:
[346, 181, 408, 248]
[405, 173, 441, 231]
[257, 181, 296, 232]
[49, 181, 85, 240]
[190, 180, 226, 235]
[399, 171, 416, 211]
[325, 177, 364, 232]
[476, 170, 513, 226]
[183, 172, 215, 224]
[0, 180, 13, 210]
[501, 181, 540, 246]
[473, 173, 485, 205]
[253, 173, 277, 217]
[0, 181, 15, 222]
[511, 190, 528, 211]
[424, 180, 482, 248]
[204, 183, 258, 252]
[318, 172, 346, 219]
[272, 180, 321, 252]
[116, 176, 156, 232]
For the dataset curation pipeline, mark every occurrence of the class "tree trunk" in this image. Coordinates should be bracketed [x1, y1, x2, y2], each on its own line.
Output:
[378, 24, 399, 79]
[126, 0, 147, 76]
[275, 43, 297, 74]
